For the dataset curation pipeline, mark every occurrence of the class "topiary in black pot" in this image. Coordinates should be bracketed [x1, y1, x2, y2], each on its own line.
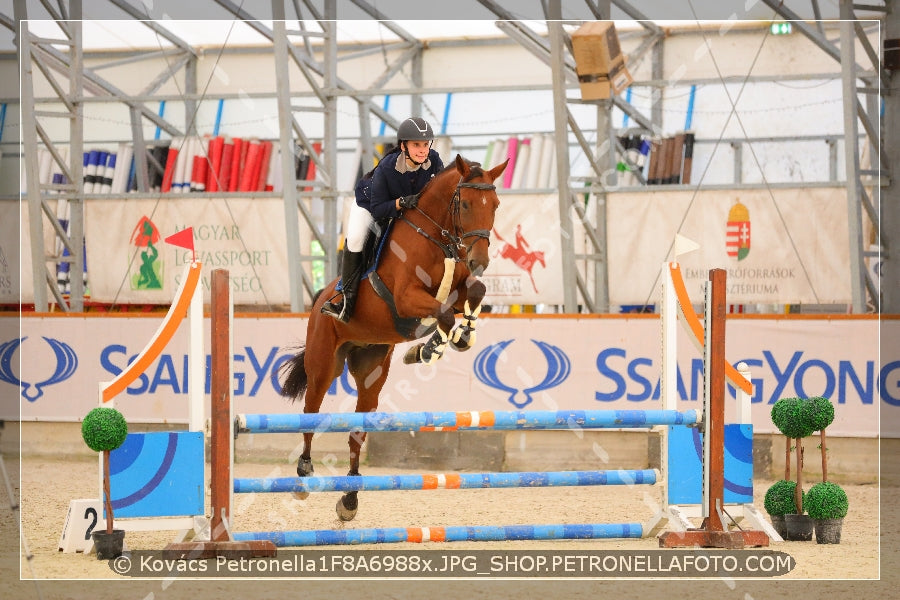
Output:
[771, 396, 820, 517]
[764, 479, 804, 538]
[81, 406, 128, 560]
[806, 481, 848, 544]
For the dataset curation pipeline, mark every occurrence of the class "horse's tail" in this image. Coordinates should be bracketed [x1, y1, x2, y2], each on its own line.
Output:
[279, 346, 308, 401]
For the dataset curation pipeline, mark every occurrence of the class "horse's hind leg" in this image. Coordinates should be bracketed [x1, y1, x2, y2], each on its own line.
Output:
[335, 344, 394, 521]
[294, 322, 348, 481]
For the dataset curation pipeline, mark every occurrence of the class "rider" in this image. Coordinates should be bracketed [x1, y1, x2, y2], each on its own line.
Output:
[321, 117, 444, 322]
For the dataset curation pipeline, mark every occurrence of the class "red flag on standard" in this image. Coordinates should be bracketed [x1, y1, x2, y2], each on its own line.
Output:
[165, 227, 196, 262]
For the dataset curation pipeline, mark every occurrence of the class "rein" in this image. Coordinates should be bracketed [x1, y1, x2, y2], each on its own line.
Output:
[400, 178, 496, 263]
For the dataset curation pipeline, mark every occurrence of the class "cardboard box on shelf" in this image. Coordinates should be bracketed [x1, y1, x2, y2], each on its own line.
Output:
[571, 21, 633, 100]
[576, 58, 633, 100]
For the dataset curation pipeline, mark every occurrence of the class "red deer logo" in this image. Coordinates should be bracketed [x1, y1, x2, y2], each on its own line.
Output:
[493, 225, 546, 293]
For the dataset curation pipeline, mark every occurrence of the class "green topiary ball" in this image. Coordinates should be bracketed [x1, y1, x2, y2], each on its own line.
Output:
[764, 479, 804, 516]
[81, 407, 128, 452]
[805, 481, 848, 520]
[802, 396, 835, 432]
[770, 398, 792, 433]
[771, 397, 816, 439]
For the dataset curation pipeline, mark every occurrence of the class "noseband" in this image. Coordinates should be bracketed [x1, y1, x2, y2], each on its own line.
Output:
[400, 178, 496, 263]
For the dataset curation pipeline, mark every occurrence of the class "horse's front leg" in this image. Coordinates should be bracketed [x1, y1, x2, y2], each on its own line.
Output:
[402, 301, 455, 364]
[450, 277, 486, 352]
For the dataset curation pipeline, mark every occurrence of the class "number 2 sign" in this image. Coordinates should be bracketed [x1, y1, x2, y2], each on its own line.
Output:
[58, 498, 102, 553]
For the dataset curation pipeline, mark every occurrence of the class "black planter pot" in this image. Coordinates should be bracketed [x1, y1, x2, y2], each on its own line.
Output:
[814, 518, 843, 544]
[784, 514, 814, 541]
[92, 529, 125, 560]
[769, 514, 787, 539]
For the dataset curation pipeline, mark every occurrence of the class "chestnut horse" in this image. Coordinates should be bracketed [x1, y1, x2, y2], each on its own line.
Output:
[279, 154, 508, 520]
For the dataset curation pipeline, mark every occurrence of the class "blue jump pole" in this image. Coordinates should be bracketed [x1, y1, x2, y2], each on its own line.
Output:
[234, 523, 644, 547]
[154, 101, 165, 140]
[213, 99, 224, 137]
[234, 468, 657, 494]
[236, 409, 699, 434]
[685, 85, 697, 131]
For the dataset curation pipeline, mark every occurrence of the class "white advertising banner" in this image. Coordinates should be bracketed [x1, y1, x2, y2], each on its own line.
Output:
[83, 196, 302, 306]
[80, 193, 567, 307]
[607, 187, 853, 305]
[17, 187, 854, 307]
[0, 200, 25, 304]
[485, 193, 565, 305]
[10, 313, 890, 438]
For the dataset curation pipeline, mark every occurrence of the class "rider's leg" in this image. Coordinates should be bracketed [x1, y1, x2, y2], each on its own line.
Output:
[322, 205, 371, 322]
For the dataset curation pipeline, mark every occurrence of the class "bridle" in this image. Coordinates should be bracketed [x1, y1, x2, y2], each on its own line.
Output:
[400, 177, 496, 263]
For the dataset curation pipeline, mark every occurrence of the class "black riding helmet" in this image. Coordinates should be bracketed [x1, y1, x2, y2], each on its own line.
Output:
[397, 117, 434, 144]
[397, 118, 435, 165]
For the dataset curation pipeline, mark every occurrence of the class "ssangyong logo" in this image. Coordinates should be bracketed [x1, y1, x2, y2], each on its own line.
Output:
[0, 337, 78, 401]
[474, 339, 570, 408]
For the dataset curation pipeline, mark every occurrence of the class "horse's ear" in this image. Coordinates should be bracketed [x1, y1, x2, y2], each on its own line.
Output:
[455, 154, 469, 177]
[488, 158, 510, 182]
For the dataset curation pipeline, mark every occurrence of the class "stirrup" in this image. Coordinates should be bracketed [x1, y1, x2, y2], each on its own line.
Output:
[321, 299, 344, 318]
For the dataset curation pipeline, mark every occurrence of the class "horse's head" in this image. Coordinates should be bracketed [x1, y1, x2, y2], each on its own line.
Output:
[450, 154, 508, 275]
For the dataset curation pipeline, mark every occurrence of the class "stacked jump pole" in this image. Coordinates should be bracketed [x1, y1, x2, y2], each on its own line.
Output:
[175, 266, 768, 550]
[229, 409, 697, 546]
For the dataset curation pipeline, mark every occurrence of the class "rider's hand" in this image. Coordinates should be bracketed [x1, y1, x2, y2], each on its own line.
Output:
[398, 194, 419, 210]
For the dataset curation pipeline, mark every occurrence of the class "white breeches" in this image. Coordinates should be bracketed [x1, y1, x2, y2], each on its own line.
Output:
[345, 203, 376, 253]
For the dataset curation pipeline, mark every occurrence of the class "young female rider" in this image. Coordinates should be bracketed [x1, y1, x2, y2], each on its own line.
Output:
[321, 117, 444, 322]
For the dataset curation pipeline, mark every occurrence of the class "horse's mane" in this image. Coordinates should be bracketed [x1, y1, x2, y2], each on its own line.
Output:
[420, 157, 485, 197]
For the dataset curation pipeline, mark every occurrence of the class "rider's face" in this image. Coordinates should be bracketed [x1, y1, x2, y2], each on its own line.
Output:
[404, 140, 431, 164]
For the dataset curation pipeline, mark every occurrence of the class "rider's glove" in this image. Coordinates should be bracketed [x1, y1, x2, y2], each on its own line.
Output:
[398, 194, 419, 210]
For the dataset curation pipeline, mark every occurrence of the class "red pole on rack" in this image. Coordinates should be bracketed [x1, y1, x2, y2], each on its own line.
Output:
[209, 268, 230, 542]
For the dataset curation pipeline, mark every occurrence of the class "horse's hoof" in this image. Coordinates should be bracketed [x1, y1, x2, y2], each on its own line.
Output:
[450, 327, 475, 351]
[421, 344, 445, 364]
[450, 336, 473, 352]
[292, 491, 310, 501]
[336, 495, 358, 521]
[403, 344, 423, 364]
[297, 457, 314, 477]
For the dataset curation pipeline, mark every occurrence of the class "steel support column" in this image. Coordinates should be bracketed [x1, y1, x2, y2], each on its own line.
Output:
[272, 11, 306, 312]
[883, 5, 900, 312]
[839, 3, 870, 313]
[321, 5, 339, 285]
[547, 13, 578, 312]
[21, 7, 86, 312]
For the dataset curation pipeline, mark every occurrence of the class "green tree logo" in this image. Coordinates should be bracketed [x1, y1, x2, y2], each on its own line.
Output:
[130, 216, 163, 290]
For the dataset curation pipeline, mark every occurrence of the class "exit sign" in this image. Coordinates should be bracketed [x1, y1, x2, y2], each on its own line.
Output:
[770, 22, 793, 35]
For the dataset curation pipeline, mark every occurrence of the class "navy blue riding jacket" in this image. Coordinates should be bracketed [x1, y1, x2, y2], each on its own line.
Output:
[356, 148, 444, 221]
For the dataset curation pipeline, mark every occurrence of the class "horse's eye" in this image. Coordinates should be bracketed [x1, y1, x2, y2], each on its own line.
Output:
[461, 201, 470, 210]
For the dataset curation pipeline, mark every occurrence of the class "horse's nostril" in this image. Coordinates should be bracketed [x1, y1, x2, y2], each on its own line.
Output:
[469, 259, 488, 276]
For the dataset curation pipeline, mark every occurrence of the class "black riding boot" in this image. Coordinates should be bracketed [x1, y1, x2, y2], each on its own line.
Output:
[321, 250, 364, 323]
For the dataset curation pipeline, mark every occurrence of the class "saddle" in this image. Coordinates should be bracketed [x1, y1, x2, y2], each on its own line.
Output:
[335, 218, 391, 292]
[336, 219, 437, 341]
